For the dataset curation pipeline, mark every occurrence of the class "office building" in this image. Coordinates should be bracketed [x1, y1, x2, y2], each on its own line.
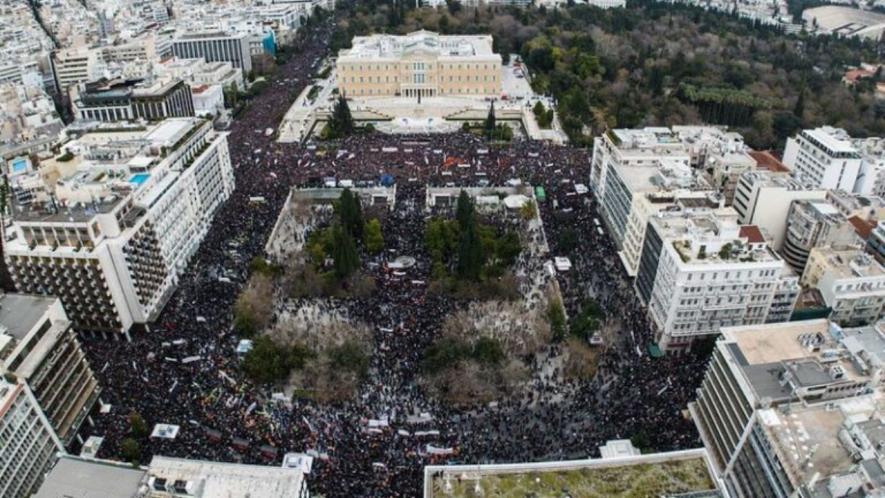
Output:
[636, 210, 799, 353]
[0, 379, 64, 498]
[4, 118, 235, 335]
[172, 32, 253, 74]
[336, 31, 502, 99]
[690, 319, 885, 498]
[781, 199, 858, 273]
[783, 126, 863, 192]
[0, 294, 100, 445]
[733, 170, 827, 250]
[74, 77, 195, 122]
[802, 247, 885, 326]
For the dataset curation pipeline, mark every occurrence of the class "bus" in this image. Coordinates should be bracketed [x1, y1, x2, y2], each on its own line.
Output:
[535, 186, 546, 202]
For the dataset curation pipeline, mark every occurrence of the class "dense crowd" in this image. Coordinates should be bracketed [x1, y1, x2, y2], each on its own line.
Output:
[77, 17, 711, 498]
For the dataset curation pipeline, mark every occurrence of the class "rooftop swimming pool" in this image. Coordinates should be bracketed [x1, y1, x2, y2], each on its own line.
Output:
[129, 173, 151, 186]
[11, 158, 27, 173]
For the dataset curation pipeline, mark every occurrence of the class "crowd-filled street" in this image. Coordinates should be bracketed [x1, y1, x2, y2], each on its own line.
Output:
[77, 17, 711, 498]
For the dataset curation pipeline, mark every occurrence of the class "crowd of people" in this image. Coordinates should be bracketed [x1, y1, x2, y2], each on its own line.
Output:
[77, 16, 713, 498]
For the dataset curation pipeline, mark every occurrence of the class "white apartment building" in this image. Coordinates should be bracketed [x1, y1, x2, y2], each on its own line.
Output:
[591, 129, 696, 248]
[781, 199, 858, 273]
[0, 379, 64, 498]
[592, 127, 763, 275]
[0, 294, 101, 446]
[733, 170, 827, 250]
[636, 210, 799, 353]
[803, 247, 885, 326]
[4, 118, 235, 336]
[783, 126, 863, 192]
[690, 319, 885, 498]
[855, 137, 885, 197]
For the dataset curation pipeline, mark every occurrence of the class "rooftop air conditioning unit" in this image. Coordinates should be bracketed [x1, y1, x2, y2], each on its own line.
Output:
[830, 365, 846, 380]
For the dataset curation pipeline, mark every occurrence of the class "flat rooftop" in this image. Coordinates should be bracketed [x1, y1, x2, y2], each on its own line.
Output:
[0, 294, 54, 340]
[340, 30, 498, 60]
[33, 456, 146, 498]
[425, 450, 718, 498]
[148, 456, 305, 498]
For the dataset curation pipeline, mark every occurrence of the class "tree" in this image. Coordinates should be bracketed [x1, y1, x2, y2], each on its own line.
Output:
[336, 188, 363, 239]
[483, 102, 496, 138]
[547, 297, 567, 341]
[456, 215, 484, 281]
[120, 438, 141, 464]
[364, 218, 384, 254]
[455, 190, 474, 231]
[243, 336, 292, 384]
[129, 412, 149, 438]
[328, 94, 354, 138]
[793, 87, 805, 121]
[330, 223, 360, 279]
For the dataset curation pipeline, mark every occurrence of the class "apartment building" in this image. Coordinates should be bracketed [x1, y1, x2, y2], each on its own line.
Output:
[733, 170, 827, 249]
[0, 379, 64, 498]
[590, 128, 700, 254]
[0, 294, 100, 445]
[783, 126, 863, 192]
[868, 220, 885, 263]
[855, 136, 885, 197]
[100, 32, 162, 65]
[172, 32, 253, 74]
[74, 77, 195, 122]
[336, 31, 502, 99]
[781, 199, 858, 273]
[4, 118, 234, 336]
[52, 48, 104, 94]
[690, 319, 885, 498]
[803, 247, 885, 326]
[636, 210, 799, 353]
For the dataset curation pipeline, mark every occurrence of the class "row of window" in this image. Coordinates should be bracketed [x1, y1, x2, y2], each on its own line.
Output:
[343, 62, 497, 72]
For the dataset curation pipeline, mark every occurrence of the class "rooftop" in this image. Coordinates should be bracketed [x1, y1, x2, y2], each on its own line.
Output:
[147, 456, 306, 498]
[425, 450, 718, 498]
[33, 456, 146, 498]
[0, 293, 54, 341]
[340, 30, 498, 61]
[815, 247, 885, 280]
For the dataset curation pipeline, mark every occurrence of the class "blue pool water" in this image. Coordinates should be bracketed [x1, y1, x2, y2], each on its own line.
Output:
[11, 158, 27, 173]
[129, 173, 151, 186]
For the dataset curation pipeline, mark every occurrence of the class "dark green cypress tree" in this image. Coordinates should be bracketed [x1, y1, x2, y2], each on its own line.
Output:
[331, 223, 359, 279]
[330, 94, 354, 138]
[456, 215, 484, 281]
[484, 102, 496, 138]
[455, 190, 473, 231]
[337, 188, 363, 239]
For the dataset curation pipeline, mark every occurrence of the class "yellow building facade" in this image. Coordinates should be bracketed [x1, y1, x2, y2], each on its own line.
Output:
[336, 30, 502, 99]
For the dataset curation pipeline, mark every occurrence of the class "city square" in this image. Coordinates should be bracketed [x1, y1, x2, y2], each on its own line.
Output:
[50, 18, 709, 497]
[2, 0, 885, 497]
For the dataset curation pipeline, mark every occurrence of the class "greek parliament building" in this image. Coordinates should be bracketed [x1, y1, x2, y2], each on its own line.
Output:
[335, 30, 502, 99]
